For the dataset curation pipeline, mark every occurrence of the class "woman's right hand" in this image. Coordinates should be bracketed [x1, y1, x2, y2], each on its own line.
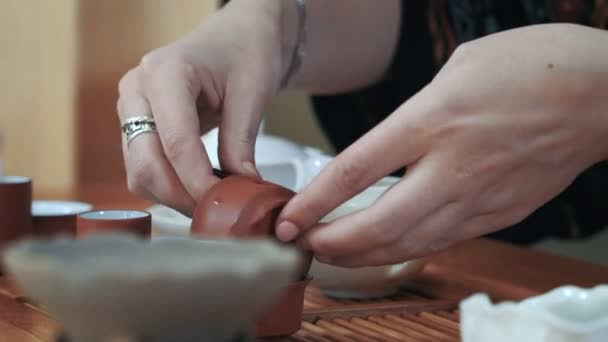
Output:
[117, 0, 291, 216]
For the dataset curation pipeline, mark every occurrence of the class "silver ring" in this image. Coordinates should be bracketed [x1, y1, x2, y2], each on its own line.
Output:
[121, 116, 157, 145]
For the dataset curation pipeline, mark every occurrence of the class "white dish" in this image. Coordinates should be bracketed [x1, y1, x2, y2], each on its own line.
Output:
[460, 285, 608, 342]
[32, 200, 92, 217]
[3, 233, 298, 341]
[311, 176, 428, 299]
[149, 204, 192, 237]
[310, 258, 426, 299]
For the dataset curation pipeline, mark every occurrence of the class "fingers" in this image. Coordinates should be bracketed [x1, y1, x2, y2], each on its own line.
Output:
[217, 65, 269, 176]
[297, 157, 451, 258]
[324, 200, 467, 267]
[277, 97, 431, 242]
[141, 60, 217, 201]
[118, 69, 196, 215]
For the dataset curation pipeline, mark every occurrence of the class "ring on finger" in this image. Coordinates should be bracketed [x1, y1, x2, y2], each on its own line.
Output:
[121, 116, 157, 145]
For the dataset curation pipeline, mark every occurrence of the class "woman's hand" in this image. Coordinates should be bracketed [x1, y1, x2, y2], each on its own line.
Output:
[117, 1, 289, 215]
[117, 0, 401, 216]
[277, 24, 608, 267]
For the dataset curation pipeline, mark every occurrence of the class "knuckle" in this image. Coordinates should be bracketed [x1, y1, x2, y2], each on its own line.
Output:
[140, 49, 195, 77]
[139, 49, 166, 72]
[330, 157, 371, 195]
[127, 160, 155, 193]
[308, 235, 334, 255]
[219, 128, 255, 155]
[162, 133, 188, 163]
[451, 42, 474, 62]
[118, 68, 140, 95]
[364, 216, 397, 246]
[426, 239, 451, 254]
[127, 177, 143, 195]
[397, 239, 420, 259]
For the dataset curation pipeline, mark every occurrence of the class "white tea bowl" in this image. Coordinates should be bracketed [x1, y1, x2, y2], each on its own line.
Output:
[310, 176, 428, 299]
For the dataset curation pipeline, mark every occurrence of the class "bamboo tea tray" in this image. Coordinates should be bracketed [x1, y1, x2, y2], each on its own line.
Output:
[292, 282, 461, 342]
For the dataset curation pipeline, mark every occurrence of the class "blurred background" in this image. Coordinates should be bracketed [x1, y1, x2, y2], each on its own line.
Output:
[0, 0, 331, 194]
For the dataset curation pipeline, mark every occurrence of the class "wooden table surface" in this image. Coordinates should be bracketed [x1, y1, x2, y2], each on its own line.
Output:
[2, 183, 608, 341]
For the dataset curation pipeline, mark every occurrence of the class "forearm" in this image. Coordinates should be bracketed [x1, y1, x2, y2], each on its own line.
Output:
[223, 0, 400, 95]
[285, 0, 401, 94]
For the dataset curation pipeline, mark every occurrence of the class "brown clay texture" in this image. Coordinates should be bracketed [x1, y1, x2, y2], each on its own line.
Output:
[0, 178, 32, 249]
[76, 211, 151, 238]
[191, 173, 312, 337]
[32, 216, 77, 237]
[255, 278, 310, 337]
[190, 174, 312, 279]
[191, 175, 295, 237]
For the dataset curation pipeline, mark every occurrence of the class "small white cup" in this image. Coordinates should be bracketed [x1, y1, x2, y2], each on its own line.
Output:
[310, 177, 428, 299]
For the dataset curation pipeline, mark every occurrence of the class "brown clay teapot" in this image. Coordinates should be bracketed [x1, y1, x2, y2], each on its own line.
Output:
[190, 170, 312, 280]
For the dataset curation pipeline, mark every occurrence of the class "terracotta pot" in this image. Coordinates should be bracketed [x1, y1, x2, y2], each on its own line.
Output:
[191, 173, 312, 279]
[77, 210, 151, 238]
[191, 175, 295, 237]
[190, 172, 312, 337]
[32, 200, 92, 237]
[255, 278, 310, 337]
[0, 176, 32, 250]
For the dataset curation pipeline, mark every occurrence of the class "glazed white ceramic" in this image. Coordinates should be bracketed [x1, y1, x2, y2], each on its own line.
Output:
[460, 285, 608, 342]
[32, 200, 92, 217]
[79, 210, 148, 220]
[201, 128, 330, 191]
[3, 234, 299, 341]
[310, 176, 428, 299]
[0, 175, 30, 184]
[150, 204, 192, 237]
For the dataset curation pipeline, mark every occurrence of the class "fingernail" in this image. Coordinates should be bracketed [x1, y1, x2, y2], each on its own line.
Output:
[276, 221, 300, 242]
[242, 161, 260, 177]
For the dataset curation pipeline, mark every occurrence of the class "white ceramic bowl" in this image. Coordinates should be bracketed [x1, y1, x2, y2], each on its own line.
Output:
[32, 200, 92, 217]
[3, 234, 298, 341]
[150, 204, 191, 237]
[460, 285, 608, 342]
[310, 177, 428, 299]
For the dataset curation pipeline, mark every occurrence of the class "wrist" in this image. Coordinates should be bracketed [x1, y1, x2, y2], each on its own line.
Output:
[538, 24, 608, 164]
[223, 0, 300, 90]
[279, 0, 306, 89]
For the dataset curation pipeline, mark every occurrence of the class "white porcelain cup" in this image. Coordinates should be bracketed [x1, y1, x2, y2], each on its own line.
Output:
[310, 177, 428, 299]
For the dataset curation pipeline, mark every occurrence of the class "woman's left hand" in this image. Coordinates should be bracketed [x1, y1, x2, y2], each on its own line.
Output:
[276, 23, 608, 267]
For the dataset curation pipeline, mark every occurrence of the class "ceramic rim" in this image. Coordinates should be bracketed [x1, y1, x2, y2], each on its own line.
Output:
[79, 210, 150, 220]
[32, 200, 93, 217]
[0, 175, 31, 184]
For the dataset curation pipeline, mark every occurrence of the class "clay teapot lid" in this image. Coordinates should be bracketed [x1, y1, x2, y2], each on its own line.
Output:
[191, 170, 312, 279]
